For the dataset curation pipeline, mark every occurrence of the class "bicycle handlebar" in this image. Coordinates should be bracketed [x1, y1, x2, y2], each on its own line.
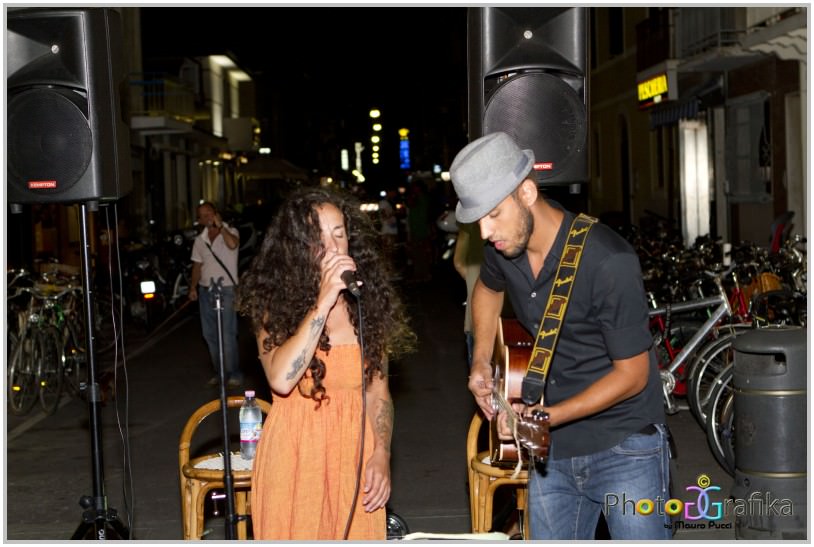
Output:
[8, 284, 82, 301]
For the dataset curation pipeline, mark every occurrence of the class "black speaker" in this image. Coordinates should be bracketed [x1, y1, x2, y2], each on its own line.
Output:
[468, 7, 589, 186]
[7, 7, 132, 205]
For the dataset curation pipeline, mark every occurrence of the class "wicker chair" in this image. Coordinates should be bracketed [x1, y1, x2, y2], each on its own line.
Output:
[178, 395, 271, 540]
[466, 411, 529, 537]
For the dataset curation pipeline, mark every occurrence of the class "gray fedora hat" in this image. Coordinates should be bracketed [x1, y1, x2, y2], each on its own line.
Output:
[450, 132, 534, 223]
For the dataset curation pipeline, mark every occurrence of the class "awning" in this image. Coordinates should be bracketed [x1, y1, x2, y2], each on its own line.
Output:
[649, 98, 700, 129]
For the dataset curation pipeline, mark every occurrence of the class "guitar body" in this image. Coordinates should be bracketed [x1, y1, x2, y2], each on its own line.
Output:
[490, 317, 535, 467]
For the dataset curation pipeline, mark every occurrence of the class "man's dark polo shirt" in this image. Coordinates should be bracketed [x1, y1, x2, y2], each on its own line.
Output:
[479, 202, 665, 459]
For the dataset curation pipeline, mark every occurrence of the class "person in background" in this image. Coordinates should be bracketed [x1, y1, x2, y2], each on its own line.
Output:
[450, 132, 670, 540]
[378, 189, 399, 263]
[189, 201, 242, 388]
[452, 220, 484, 368]
[237, 186, 415, 540]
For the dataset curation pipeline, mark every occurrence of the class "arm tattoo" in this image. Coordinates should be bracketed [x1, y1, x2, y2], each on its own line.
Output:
[283, 315, 324, 381]
[310, 315, 325, 335]
[285, 350, 307, 381]
[374, 398, 394, 448]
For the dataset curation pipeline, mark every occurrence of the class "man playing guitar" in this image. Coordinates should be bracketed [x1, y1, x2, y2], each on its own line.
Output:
[450, 133, 670, 540]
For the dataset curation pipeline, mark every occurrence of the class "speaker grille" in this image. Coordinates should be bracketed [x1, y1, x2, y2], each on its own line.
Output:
[8, 87, 93, 195]
[484, 72, 586, 184]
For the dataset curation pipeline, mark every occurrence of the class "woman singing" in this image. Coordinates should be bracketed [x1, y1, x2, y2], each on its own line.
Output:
[238, 186, 415, 539]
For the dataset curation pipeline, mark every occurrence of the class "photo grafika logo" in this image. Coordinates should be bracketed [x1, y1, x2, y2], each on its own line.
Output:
[603, 474, 794, 525]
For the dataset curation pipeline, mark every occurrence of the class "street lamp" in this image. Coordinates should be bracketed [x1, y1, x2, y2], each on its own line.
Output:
[370, 108, 382, 167]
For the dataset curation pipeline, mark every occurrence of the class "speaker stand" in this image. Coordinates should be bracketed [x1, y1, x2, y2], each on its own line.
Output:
[71, 201, 130, 540]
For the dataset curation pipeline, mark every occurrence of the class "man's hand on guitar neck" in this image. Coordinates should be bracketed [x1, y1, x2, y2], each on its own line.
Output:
[468, 361, 495, 420]
[496, 403, 546, 439]
[495, 403, 551, 462]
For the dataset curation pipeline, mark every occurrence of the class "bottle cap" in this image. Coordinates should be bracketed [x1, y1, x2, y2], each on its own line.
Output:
[245, 390, 255, 398]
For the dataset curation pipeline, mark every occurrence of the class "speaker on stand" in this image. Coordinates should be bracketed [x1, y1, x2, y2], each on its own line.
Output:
[7, 6, 132, 209]
[7, 7, 132, 539]
[467, 7, 589, 205]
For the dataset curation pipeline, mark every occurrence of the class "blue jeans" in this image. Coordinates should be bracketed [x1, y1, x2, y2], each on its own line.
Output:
[528, 425, 672, 540]
[198, 284, 241, 382]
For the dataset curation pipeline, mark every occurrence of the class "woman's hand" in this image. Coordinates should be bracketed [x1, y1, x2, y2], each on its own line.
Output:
[362, 448, 391, 512]
[318, 250, 357, 306]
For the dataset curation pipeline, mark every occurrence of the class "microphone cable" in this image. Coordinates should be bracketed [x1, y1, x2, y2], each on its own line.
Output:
[104, 204, 136, 535]
[342, 294, 366, 540]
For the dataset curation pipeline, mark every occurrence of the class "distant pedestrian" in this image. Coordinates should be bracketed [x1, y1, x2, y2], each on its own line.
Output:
[452, 219, 484, 368]
[379, 190, 399, 261]
[189, 202, 242, 388]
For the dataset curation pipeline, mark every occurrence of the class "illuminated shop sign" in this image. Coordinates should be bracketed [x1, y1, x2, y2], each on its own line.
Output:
[399, 128, 411, 170]
[638, 73, 669, 109]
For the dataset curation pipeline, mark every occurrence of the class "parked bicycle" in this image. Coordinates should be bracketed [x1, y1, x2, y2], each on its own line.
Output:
[648, 269, 739, 415]
[7, 281, 85, 415]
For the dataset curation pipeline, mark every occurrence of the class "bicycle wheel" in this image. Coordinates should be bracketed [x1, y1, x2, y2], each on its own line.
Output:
[686, 331, 743, 428]
[8, 329, 38, 415]
[705, 366, 735, 476]
[37, 327, 64, 415]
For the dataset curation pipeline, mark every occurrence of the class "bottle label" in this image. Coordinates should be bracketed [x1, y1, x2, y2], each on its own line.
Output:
[240, 422, 261, 443]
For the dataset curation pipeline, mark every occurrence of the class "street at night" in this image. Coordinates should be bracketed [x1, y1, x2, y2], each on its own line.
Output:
[5, 5, 808, 542]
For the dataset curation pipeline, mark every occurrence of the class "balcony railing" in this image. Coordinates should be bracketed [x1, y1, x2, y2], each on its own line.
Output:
[676, 8, 747, 58]
[128, 72, 198, 122]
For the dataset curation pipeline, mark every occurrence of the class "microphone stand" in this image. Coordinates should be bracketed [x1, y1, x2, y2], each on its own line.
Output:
[72, 201, 129, 540]
[209, 277, 237, 540]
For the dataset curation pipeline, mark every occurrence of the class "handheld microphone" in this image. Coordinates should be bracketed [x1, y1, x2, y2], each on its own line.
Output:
[340, 270, 362, 297]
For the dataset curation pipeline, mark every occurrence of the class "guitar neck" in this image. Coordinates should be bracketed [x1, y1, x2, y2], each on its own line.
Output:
[492, 389, 518, 430]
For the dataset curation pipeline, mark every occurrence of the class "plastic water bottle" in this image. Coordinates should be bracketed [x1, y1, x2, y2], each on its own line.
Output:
[239, 390, 262, 460]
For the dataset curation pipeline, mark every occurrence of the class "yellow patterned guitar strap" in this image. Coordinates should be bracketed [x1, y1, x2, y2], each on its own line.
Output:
[520, 213, 597, 405]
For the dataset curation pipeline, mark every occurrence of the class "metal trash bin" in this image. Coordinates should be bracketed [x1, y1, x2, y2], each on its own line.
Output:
[732, 326, 806, 540]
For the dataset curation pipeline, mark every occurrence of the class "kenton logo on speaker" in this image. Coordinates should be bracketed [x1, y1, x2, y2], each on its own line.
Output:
[28, 180, 58, 189]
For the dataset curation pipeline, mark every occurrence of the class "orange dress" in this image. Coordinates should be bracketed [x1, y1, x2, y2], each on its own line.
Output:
[250, 344, 386, 540]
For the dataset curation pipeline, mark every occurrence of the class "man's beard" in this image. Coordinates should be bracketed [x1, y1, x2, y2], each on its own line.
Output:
[501, 206, 533, 259]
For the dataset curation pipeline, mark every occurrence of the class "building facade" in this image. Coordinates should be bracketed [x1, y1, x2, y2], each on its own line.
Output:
[591, 6, 807, 247]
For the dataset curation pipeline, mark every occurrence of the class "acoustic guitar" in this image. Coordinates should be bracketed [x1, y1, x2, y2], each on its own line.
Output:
[489, 317, 551, 468]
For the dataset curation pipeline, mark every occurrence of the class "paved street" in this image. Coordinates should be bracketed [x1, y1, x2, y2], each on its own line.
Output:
[5, 263, 738, 541]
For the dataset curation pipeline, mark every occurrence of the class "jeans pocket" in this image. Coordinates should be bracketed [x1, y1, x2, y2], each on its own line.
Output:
[610, 431, 662, 457]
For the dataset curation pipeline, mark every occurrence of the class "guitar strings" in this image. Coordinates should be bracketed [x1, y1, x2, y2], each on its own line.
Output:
[492, 367, 526, 478]
[511, 419, 523, 479]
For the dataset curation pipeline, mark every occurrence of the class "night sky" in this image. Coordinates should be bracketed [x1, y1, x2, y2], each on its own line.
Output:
[139, 6, 470, 174]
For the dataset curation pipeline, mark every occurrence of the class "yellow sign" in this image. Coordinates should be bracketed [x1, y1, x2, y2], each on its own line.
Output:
[638, 73, 668, 102]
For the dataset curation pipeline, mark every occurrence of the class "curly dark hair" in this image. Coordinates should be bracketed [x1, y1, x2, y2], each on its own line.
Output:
[237, 186, 415, 405]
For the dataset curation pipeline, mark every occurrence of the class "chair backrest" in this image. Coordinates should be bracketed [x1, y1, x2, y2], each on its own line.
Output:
[467, 411, 486, 465]
[179, 395, 272, 474]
